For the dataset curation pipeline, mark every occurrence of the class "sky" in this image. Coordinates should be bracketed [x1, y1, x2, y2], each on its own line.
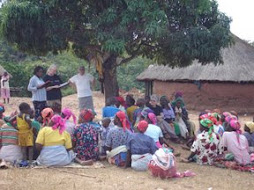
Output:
[217, 0, 254, 42]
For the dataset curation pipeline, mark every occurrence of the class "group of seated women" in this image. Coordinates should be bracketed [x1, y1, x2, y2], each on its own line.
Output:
[0, 92, 254, 177]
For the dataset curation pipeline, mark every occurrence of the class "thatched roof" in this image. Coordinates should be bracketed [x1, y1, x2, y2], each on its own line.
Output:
[137, 35, 254, 82]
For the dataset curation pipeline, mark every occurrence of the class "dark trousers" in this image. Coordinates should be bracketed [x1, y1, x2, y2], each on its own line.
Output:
[33, 101, 47, 121]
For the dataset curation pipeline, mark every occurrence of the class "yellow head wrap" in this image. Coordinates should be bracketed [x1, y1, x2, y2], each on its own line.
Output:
[245, 122, 254, 133]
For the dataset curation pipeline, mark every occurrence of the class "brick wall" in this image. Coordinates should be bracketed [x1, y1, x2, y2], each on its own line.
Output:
[153, 81, 254, 113]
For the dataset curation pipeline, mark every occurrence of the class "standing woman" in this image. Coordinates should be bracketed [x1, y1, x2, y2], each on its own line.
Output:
[28, 66, 49, 120]
[1, 72, 11, 104]
[43, 64, 63, 110]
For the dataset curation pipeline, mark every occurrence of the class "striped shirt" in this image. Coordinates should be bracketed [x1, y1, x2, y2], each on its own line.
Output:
[0, 125, 18, 148]
[27, 75, 47, 101]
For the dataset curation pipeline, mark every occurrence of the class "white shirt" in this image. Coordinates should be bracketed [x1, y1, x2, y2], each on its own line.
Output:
[70, 73, 94, 98]
[145, 124, 163, 143]
[1, 75, 9, 89]
[27, 75, 47, 101]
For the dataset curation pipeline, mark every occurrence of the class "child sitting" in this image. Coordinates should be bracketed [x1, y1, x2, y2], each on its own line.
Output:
[16, 103, 34, 165]
[243, 122, 254, 152]
[100, 117, 114, 156]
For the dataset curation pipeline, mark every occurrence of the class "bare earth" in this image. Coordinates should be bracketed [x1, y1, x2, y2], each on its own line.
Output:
[1, 92, 254, 190]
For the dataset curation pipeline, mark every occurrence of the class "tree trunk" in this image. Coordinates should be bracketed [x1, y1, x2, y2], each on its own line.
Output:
[103, 55, 119, 103]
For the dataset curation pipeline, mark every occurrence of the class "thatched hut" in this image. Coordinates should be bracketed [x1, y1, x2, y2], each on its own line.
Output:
[137, 35, 254, 113]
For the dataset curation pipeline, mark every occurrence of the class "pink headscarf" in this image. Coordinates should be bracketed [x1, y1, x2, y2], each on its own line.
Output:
[41, 108, 54, 126]
[225, 115, 237, 123]
[51, 115, 66, 134]
[230, 120, 242, 144]
[116, 111, 130, 131]
[62, 108, 77, 125]
[148, 113, 157, 125]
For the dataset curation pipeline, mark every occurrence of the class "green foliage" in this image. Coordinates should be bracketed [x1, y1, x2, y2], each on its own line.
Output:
[0, 40, 148, 96]
[117, 57, 152, 91]
[0, 0, 233, 98]
[0, 0, 232, 66]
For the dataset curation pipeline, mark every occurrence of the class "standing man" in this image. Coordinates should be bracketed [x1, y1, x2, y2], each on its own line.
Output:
[69, 66, 95, 111]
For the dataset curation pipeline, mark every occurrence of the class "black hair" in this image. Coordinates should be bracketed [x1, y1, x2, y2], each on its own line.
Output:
[19, 102, 31, 112]
[33, 66, 44, 75]
[128, 97, 136, 106]
[136, 98, 145, 107]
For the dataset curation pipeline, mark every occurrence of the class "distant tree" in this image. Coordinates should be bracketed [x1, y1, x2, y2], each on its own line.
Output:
[0, 0, 232, 100]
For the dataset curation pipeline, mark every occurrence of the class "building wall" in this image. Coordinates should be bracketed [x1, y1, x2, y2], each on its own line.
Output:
[153, 81, 254, 113]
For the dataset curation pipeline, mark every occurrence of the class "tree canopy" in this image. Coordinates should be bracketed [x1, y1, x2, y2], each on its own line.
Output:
[0, 0, 232, 99]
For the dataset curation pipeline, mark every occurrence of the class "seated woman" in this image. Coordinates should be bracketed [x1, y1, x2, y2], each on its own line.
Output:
[61, 108, 76, 135]
[171, 97, 189, 139]
[148, 94, 163, 118]
[105, 111, 132, 167]
[126, 97, 138, 124]
[126, 120, 158, 171]
[144, 113, 164, 148]
[72, 109, 99, 165]
[222, 120, 251, 165]
[185, 119, 222, 165]
[0, 122, 23, 163]
[160, 97, 180, 137]
[36, 115, 75, 166]
[102, 97, 120, 118]
[243, 122, 254, 152]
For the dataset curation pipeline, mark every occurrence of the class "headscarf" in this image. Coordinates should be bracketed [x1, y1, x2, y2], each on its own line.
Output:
[80, 109, 95, 122]
[115, 111, 130, 131]
[137, 120, 149, 133]
[225, 115, 237, 123]
[41, 108, 54, 126]
[223, 112, 231, 118]
[171, 97, 185, 108]
[116, 96, 126, 107]
[245, 122, 254, 133]
[229, 120, 241, 143]
[62, 108, 77, 125]
[148, 112, 157, 125]
[51, 115, 66, 134]
[200, 119, 214, 142]
[175, 91, 183, 99]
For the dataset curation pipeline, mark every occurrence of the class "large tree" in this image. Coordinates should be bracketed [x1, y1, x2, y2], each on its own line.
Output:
[0, 0, 232, 99]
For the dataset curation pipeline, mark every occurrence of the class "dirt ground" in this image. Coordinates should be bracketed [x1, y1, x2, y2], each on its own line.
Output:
[1, 92, 254, 190]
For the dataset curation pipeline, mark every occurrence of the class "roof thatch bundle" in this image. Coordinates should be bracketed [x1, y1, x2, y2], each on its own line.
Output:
[137, 35, 254, 82]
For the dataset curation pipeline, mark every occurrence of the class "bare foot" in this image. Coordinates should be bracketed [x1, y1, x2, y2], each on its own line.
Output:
[80, 160, 93, 166]
[180, 158, 190, 163]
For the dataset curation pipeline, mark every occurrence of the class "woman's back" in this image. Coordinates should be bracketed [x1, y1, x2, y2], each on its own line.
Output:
[36, 127, 71, 149]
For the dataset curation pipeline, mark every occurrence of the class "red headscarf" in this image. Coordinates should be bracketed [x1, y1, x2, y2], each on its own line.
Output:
[51, 115, 66, 134]
[116, 96, 126, 107]
[137, 120, 148, 133]
[62, 108, 77, 125]
[41, 108, 54, 126]
[80, 109, 95, 122]
[116, 111, 130, 131]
